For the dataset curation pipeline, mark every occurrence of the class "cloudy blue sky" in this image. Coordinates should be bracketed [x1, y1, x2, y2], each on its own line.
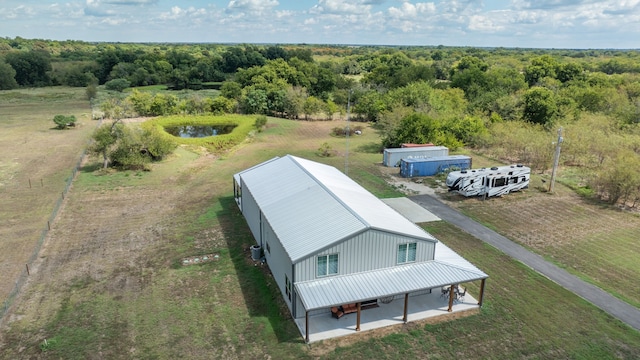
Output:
[1, 0, 639, 48]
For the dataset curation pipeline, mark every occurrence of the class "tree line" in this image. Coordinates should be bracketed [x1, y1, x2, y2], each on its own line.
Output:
[2, 37, 640, 208]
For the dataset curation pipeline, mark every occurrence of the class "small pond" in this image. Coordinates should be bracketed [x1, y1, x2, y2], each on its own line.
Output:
[164, 124, 236, 138]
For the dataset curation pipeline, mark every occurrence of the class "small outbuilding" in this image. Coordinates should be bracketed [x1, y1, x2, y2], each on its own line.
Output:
[383, 146, 449, 167]
[233, 155, 488, 342]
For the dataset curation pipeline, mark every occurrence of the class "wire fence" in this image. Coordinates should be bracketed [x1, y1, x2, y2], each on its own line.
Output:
[1, 118, 101, 321]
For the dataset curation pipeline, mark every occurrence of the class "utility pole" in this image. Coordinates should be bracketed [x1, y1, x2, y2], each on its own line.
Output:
[549, 127, 563, 193]
[345, 90, 352, 176]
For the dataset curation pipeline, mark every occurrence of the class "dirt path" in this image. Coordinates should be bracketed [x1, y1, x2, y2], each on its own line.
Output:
[409, 193, 640, 332]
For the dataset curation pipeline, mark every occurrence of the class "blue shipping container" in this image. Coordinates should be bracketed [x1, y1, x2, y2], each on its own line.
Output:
[400, 155, 472, 178]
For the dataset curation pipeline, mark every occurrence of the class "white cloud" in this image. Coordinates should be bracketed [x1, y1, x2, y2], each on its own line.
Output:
[101, 17, 127, 25]
[159, 6, 207, 20]
[92, 0, 158, 6]
[310, 0, 372, 15]
[388, 2, 436, 20]
[227, 0, 279, 14]
[468, 14, 504, 32]
[441, 0, 482, 14]
[0, 0, 638, 48]
[1, 5, 36, 19]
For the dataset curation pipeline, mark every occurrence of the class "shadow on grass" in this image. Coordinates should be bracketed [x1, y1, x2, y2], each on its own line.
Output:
[216, 195, 304, 345]
[355, 141, 383, 154]
[80, 162, 102, 173]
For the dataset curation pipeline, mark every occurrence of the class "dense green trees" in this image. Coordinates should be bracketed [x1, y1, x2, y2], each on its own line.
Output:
[523, 87, 558, 127]
[0, 61, 18, 89]
[3, 36, 640, 207]
[89, 120, 176, 170]
[381, 113, 486, 150]
[105, 78, 130, 92]
[4, 50, 51, 86]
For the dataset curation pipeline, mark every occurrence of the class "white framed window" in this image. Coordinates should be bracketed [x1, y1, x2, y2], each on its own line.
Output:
[317, 254, 339, 277]
[397, 243, 417, 264]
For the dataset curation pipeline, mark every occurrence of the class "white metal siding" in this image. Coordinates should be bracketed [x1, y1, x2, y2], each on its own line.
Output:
[294, 229, 436, 282]
[295, 295, 307, 318]
[241, 183, 262, 246]
[383, 146, 449, 167]
[262, 219, 295, 314]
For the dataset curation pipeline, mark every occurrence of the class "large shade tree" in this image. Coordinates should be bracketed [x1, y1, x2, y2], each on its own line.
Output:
[523, 87, 558, 127]
[4, 50, 52, 86]
[0, 61, 18, 89]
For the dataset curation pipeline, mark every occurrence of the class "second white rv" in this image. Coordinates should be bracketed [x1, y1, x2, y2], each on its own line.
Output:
[446, 164, 530, 197]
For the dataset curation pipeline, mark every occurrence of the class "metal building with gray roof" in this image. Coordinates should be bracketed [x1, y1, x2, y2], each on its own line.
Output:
[233, 155, 488, 343]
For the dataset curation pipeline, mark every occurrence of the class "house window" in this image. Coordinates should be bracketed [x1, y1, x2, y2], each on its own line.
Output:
[265, 241, 270, 253]
[397, 243, 417, 264]
[317, 254, 338, 277]
[285, 275, 292, 301]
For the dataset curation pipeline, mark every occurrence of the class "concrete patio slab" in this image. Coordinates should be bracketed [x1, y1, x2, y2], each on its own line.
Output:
[295, 290, 478, 343]
[382, 197, 441, 223]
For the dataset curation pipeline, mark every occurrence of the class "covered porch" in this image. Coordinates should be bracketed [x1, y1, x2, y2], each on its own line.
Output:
[295, 287, 480, 343]
[294, 255, 488, 343]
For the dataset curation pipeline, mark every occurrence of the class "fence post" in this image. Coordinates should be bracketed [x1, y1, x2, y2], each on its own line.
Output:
[26, 264, 30, 276]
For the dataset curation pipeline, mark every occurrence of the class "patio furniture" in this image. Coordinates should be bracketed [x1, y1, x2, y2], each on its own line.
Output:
[456, 287, 466, 302]
[331, 306, 344, 319]
[331, 300, 379, 319]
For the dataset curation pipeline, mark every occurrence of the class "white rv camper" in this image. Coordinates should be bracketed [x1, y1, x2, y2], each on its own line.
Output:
[446, 164, 530, 197]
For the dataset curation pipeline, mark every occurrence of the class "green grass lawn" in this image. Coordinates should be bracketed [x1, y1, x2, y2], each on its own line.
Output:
[446, 176, 640, 309]
[1, 95, 639, 359]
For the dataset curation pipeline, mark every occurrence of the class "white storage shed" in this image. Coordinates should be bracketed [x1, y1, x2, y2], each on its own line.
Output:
[383, 146, 449, 167]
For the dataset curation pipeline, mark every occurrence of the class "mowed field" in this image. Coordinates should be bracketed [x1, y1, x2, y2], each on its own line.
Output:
[0, 87, 639, 359]
[439, 185, 640, 309]
[0, 88, 95, 306]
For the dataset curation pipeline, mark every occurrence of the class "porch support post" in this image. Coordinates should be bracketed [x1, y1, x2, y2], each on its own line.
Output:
[305, 311, 309, 343]
[403, 293, 409, 323]
[356, 302, 361, 331]
[478, 278, 486, 306]
[447, 285, 455, 312]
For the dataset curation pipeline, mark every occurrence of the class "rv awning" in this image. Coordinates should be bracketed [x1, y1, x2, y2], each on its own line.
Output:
[294, 261, 488, 311]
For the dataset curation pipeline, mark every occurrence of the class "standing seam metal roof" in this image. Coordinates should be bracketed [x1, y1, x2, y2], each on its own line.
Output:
[237, 155, 436, 262]
[295, 258, 488, 310]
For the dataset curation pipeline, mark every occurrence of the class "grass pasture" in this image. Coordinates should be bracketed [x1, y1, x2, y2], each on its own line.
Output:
[440, 185, 640, 309]
[0, 87, 95, 308]
[0, 90, 639, 359]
